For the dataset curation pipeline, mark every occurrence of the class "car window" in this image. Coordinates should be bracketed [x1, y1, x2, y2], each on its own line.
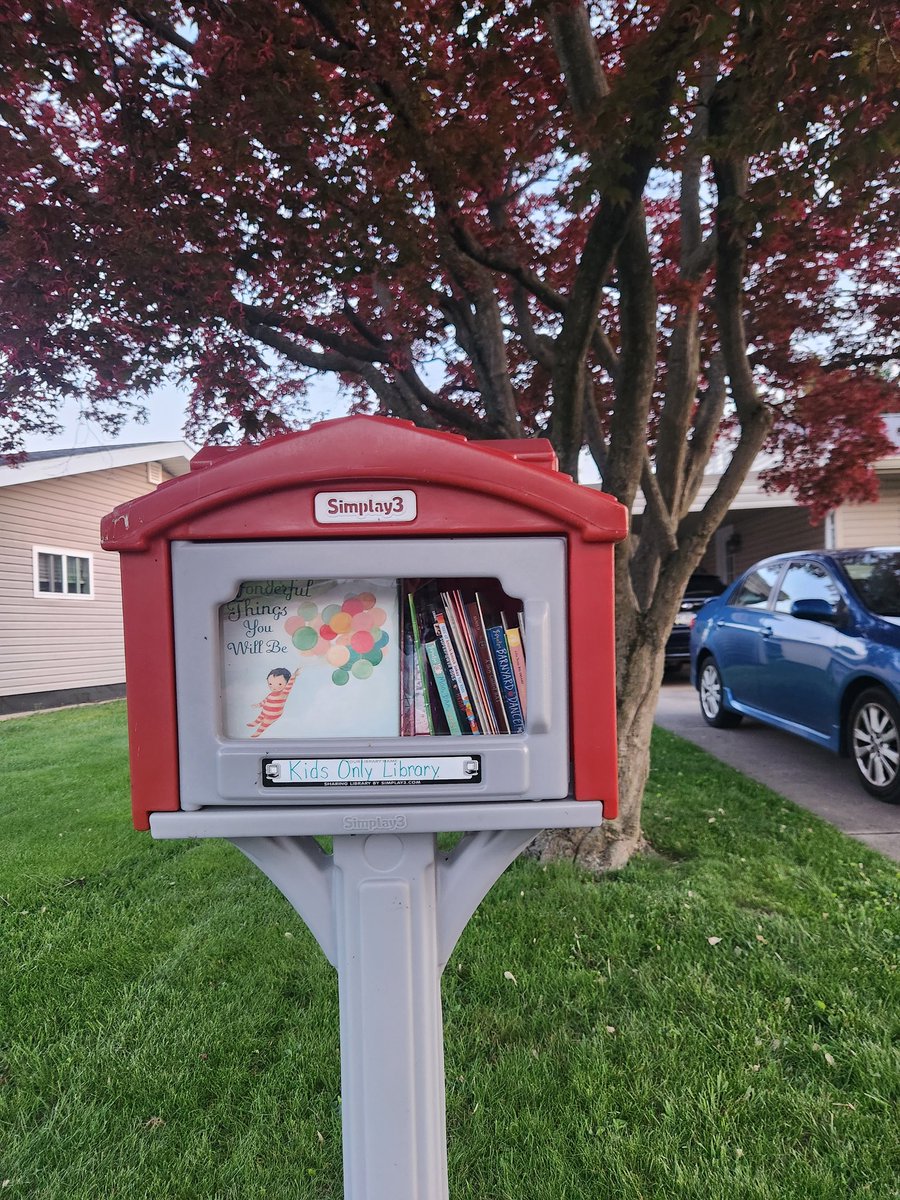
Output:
[839, 550, 900, 617]
[732, 563, 782, 609]
[773, 561, 841, 613]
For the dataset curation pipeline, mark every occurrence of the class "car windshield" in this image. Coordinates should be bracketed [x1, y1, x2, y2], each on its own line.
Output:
[838, 550, 900, 617]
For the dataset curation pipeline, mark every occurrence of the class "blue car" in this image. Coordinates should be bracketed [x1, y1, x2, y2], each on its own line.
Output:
[690, 548, 900, 803]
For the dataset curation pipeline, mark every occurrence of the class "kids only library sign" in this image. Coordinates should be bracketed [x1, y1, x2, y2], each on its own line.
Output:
[262, 754, 482, 786]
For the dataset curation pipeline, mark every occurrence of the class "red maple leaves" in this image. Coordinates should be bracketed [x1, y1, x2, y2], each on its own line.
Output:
[0, 0, 896, 522]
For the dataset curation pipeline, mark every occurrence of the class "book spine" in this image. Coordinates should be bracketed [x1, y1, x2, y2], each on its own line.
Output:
[487, 625, 525, 733]
[407, 591, 435, 735]
[505, 626, 527, 719]
[435, 612, 480, 734]
[468, 599, 509, 733]
[400, 603, 416, 736]
[437, 635, 471, 732]
[442, 590, 496, 734]
[457, 593, 501, 734]
[424, 640, 463, 735]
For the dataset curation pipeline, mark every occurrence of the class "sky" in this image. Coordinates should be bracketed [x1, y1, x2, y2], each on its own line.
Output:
[23, 377, 348, 454]
[23, 385, 192, 453]
[24, 378, 603, 482]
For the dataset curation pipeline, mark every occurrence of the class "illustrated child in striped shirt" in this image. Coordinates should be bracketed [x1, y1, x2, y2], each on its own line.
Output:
[248, 667, 299, 737]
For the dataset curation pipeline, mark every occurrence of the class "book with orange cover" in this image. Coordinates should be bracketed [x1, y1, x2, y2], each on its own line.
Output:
[505, 624, 527, 718]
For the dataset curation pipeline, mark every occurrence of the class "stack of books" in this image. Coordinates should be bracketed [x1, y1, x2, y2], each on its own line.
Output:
[402, 579, 526, 736]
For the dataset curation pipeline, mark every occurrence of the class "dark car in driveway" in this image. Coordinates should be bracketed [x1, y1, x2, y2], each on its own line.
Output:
[664, 573, 727, 672]
[690, 548, 900, 803]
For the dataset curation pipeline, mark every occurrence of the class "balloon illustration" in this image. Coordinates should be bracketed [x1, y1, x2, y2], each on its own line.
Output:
[286, 590, 389, 686]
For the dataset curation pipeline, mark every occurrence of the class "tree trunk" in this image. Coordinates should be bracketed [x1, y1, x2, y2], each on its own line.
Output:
[526, 630, 662, 873]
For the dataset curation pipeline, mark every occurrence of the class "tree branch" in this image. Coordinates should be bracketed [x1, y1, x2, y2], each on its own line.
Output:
[583, 376, 609, 478]
[544, 1, 610, 122]
[683, 351, 727, 506]
[243, 320, 363, 373]
[240, 303, 391, 364]
[710, 162, 768, 427]
[511, 286, 556, 372]
[679, 52, 718, 262]
[603, 205, 657, 511]
[122, 5, 197, 56]
[820, 351, 898, 372]
[682, 411, 770, 556]
[454, 285, 521, 435]
[440, 217, 571, 317]
[640, 50, 718, 517]
[550, 0, 698, 473]
[394, 364, 489, 436]
[640, 456, 679, 556]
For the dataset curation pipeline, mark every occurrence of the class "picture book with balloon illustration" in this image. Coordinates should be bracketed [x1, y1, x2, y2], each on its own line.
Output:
[219, 578, 400, 739]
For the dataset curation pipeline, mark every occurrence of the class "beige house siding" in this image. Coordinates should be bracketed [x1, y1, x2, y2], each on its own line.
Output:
[833, 473, 900, 548]
[703, 505, 825, 581]
[0, 463, 167, 699]
[734, 505, 825, 573]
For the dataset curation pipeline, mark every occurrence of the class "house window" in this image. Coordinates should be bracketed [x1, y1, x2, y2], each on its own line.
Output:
[33, 547, 93, 598]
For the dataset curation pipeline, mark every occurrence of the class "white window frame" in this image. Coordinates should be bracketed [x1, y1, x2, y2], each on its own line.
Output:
[32, 546, 95, 599]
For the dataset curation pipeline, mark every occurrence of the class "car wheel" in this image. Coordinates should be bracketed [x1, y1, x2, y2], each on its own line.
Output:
[698, 658, 742, 729]
[848, 688, 900, 804]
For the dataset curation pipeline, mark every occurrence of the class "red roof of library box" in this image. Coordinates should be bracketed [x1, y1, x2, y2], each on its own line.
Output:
[101, 416, 627, 549]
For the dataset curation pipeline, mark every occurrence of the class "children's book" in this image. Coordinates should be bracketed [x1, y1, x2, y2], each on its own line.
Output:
[219, 577, 400, 739]
[400, 599, 417, 736]
[486, 623, 526, 734]
[468, 595, 510, 734]
[505, 623, 527, 718]
[423, 639, 464, 735]
[433, 608, 481, 734]
[407, 590, 436, 734]
[441, 589, 497, 733]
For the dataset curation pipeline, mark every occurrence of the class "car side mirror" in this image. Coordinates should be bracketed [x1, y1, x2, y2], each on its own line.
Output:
[791, 598, 840, 624]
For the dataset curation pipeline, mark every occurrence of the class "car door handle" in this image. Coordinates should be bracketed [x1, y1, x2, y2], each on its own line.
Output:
[760, 622, 773, 638]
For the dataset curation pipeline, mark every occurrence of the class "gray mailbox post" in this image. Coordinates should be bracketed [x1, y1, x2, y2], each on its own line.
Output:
[102, 416, 627, 1198]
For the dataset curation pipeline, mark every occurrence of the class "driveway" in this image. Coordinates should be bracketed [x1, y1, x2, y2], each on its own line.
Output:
[655, 676, 900, 863]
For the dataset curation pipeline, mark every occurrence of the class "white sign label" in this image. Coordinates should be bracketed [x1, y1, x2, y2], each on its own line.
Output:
[315, 490, 417, 524]
[263, 756, 482, 787]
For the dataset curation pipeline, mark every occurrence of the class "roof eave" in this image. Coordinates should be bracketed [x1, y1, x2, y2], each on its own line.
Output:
[0, 441, 194, 488]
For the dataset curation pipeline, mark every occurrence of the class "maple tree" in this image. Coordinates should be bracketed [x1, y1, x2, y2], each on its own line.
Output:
[2, 1, 897, 868]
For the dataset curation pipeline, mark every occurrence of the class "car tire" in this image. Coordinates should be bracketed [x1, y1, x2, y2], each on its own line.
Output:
[848, 688, 900, 804]
[698, 657, 743, 729]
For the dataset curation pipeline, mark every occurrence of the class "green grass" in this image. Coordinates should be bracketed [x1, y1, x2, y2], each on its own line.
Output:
[1, 702, 898, 1199]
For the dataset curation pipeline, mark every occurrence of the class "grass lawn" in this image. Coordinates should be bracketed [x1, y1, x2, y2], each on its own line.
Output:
[1, 701, 898, 1199]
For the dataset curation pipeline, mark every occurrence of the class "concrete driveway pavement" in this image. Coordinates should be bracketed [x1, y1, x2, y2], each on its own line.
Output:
[655, 676, 900, 863]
